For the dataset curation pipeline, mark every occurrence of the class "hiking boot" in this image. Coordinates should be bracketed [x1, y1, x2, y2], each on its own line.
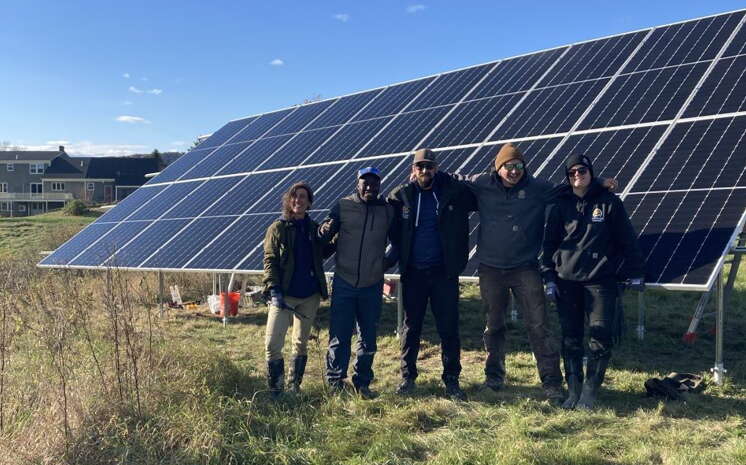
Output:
[562, 356, 583, 409]
[288, 355, 307, 394]
[396, 378, 416, 396]
[354, 384, 378, 400]
[328, 380, 347, 395]
[482, 377, 504, 392]
[267, 358, 285, 399]
[576, 355, 610, 410]
[543, 385, 565, 403]
[444, 378, 467, 401]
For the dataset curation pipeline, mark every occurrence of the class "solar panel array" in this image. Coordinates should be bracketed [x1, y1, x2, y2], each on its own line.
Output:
[40, 10, 746, 291]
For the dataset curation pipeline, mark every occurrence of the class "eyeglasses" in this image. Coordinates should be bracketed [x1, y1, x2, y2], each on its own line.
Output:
[568, 167, 589, 177]
[503, 162, 524, 172]
[414, 162, 437, 171]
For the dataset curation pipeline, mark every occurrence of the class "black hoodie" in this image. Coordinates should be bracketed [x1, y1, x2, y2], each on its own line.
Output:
[541, 179, 645, 283]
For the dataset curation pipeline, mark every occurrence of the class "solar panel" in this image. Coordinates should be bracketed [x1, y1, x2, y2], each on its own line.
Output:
[40, 9, 746, 292]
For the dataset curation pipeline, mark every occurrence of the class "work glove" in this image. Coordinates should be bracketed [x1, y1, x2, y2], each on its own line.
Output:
[627, 278, 646, 292]
[545, 281, 559, 304]
[269, 288, 285, 309]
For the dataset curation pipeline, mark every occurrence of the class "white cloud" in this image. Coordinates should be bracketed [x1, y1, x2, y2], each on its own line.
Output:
[128, 85, 144, 94]
[46, 140, 70, 145]
[406, 4, 426, 13]
[141, 77, 149, 81]
[147, 88, 163, 95]
[123, 73, 130, 79]
[122, 100, 133, 105]
[270, 58, 285, 66]
[170, 141, 185, 147]
[116, 115, 150, 124]
[333, 13, 350, 22]
[13, 141, 149, 157]
[129, 86, 162, 95]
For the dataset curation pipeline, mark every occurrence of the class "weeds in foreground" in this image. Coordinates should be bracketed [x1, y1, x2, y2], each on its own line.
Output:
[0, 252, 743, 464]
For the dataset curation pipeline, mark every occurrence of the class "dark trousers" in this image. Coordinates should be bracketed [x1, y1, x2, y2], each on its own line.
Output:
[400, 266, 461, 382]
[556, 278, 617, 366]
[326, 276, 383, 388]
[478, 263, 562, 387]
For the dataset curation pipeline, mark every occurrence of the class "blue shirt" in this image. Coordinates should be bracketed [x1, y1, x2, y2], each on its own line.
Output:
[412, 185, 443, 268]
[287, 217, 318, 298]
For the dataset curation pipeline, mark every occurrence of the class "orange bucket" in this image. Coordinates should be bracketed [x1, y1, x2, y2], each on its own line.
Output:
[220, 291, 240, 317]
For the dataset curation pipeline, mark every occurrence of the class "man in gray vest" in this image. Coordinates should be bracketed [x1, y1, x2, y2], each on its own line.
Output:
[318, 167, 397, 399]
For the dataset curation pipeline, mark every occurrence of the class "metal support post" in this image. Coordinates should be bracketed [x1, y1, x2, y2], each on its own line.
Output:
[636, 290, 646, 340]
[396, 279, 403, 339]
[510, 290, 518, 321]
[712, 270, 726, 385]
[158, 271, 164, 318]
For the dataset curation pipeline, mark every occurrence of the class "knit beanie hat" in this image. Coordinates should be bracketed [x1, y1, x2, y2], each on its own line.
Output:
[564, 154, 594, 180]
[493, 143, 525, 171]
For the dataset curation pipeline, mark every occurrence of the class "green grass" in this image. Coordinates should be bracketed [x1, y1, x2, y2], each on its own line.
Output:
[0, 209, 100, 258]
[0, 221, 744, 464]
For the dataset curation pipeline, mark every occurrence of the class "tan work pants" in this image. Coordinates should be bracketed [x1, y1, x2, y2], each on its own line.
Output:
[265, 293, 320, 361]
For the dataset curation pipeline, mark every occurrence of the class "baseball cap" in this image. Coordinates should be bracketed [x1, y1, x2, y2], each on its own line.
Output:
[357, 166, 381, 179]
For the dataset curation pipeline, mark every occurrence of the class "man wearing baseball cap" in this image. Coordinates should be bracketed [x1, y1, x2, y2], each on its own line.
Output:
[387, 148, 476, 400]
[318, 166, 398, 398]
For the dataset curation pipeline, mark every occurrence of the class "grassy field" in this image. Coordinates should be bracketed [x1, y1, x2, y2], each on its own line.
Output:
[0, 217, 744, 464]
[0, 209, 100, 259]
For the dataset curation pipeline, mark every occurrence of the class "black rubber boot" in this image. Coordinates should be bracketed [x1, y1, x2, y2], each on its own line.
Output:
[576, 356, 609, 410]
[267, 358, 285, 399]
[289, 355, 307, 393]
[562, 356, 584, 409]
[444, 376, 467, 401]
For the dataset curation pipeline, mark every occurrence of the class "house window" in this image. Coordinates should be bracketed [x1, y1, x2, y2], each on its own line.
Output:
[30, 183, 43, 196]
[0, 183, 7, 193]
[31, 202, 44, 210]
[51, 182, 65, 191]
[0, 202, 9, 211]
[6, 163, 13, 172]
[30, 163, 45, 174]
[86, 182, 95, 191]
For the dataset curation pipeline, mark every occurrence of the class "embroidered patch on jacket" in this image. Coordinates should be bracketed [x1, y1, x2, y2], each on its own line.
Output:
[592, 207, 604, 222]
[518, 190, 526, 199]
[402, 206, 410, 219]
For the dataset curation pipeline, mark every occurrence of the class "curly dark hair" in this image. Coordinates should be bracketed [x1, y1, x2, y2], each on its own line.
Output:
[281, 182, 314, 219]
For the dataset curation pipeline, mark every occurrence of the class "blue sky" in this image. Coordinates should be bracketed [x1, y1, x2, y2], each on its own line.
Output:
[1, 1, 744, 156]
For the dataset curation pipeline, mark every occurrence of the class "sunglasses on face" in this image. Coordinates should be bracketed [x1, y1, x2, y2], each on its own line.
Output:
[568, 167, 589, 177]
[414, 162, 436, 171]
[503, 162, 524, 172]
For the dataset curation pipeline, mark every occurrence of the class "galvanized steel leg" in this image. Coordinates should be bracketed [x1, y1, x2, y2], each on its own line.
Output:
[510, 290, 518, 321]
[712, 270, 726, 386]
[396, 279, 403, 339]
[158, 271, 164, 318]
[636, 291, 646, 340]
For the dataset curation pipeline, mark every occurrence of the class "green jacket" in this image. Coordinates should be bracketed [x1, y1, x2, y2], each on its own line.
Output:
[388, 172, 477, 278]
[262, 216, 330, 299]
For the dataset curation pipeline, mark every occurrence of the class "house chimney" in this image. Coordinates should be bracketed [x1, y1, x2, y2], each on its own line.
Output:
[59, 145, 65, 152]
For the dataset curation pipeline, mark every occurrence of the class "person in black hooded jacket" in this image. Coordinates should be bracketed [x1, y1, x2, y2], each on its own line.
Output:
[541, 154, 645, 410]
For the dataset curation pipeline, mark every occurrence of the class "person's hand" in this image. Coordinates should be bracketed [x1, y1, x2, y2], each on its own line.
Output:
[603, 178, 619, 192]
[270, 288, 285, 309]
[409, 172, 417, 182]
[545, 281, 559, 304]
[627, 278, 645, 292]
[318, 221, 332, 237]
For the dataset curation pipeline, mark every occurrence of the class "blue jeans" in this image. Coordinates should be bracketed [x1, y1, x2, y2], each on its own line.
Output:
[326, 276, 383, 388]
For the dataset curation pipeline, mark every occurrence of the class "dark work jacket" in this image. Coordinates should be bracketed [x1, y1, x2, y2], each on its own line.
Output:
[461, 170, 567, 269]
[541, 179, 645, 283]
[388, 172, 477, 279]
[318, 193, 397, 288]
[262, 215, 330, 299]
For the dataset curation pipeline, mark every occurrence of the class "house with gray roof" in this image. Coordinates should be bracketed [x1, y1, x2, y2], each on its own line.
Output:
[0, 146, 162, 217]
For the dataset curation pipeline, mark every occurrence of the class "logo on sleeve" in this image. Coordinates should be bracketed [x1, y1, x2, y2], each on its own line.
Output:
[592, 207, 605, 223]
[402, 206, 410, 219]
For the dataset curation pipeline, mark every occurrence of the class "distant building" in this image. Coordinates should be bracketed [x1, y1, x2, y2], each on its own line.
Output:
[0, 146, 163, 217]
